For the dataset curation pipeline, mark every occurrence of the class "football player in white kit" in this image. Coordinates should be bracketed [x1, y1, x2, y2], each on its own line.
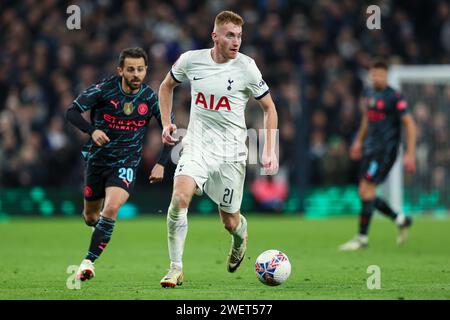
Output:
[158, 11, 279, 287]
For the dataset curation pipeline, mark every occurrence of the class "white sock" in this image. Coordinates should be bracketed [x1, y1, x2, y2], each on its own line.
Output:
[167, 205, 188, 270]
[230, 215, 247, 249]
[395, 214, 405, 226]
[357, 234, 368, 242]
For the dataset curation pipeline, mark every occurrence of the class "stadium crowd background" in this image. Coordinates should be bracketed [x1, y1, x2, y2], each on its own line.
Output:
[1, 0, 449, 212]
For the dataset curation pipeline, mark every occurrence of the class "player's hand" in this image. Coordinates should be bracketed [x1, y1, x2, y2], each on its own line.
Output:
[91, 129, 110, 146]
[350, 140, 363, 160]
[261, 151, 279, 176]
[149, 163, 164, 184]
[403, 152, 416, 173]
[162, 124, 179, 146]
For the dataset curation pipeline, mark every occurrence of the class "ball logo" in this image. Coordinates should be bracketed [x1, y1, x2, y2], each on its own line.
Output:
[138, 103, 148, 115]
[84, 186, 93, 197]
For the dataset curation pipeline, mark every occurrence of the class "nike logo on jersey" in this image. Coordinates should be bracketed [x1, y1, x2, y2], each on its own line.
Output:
[193, 76, 204, 80]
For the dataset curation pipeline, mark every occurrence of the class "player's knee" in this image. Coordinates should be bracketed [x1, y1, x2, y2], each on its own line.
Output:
[222, 218, 239, 232]
[82, 213, 99, 226]
[172, 191, 192, 208]
[223, 222, 234, 232]
[359, 184, 375, 200]
[102, 203, 121, 217]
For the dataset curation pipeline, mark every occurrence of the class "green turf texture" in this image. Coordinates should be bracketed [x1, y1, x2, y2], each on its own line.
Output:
[0, 215, 449, 300]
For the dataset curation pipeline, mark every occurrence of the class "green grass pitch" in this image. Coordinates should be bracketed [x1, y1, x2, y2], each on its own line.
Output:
[0, 215, 449, 300]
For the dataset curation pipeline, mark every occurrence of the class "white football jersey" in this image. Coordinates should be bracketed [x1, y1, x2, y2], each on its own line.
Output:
[171, 48, 270, 162]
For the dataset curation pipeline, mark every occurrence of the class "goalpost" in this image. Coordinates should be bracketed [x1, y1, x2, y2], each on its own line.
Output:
[384, 65, 450, 215]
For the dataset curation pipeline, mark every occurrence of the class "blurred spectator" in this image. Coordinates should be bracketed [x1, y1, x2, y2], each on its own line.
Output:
[251, 174, 289, 212]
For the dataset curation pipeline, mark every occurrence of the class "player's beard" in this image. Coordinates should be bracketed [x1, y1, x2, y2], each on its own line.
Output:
[125, 77, 142, 91]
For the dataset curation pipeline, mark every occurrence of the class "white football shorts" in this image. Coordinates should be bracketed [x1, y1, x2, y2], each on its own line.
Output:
[174, 150, 246, 214]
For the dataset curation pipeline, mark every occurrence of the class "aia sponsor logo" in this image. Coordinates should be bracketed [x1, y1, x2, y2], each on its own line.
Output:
[195, 92, 231, 111]
[84, 186, 93, 197]
[138, 103, 148, 115]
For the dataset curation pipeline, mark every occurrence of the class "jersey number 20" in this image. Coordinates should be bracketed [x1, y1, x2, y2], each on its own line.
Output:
[118, 168, 134, 182]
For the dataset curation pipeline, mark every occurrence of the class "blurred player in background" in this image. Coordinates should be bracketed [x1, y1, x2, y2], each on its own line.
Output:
[158, 11, 279, 287]
[339, 60, 417, 251]
[66, 47, 173, 281]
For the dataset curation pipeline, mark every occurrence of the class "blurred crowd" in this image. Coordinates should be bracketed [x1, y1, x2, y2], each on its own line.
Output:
[1, 0, 450, 204]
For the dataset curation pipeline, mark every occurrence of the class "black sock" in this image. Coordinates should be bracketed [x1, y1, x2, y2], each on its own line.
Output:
[85, 215, 115, 262]
[359, 200, 375, 236]
[374, 197, 397, 221]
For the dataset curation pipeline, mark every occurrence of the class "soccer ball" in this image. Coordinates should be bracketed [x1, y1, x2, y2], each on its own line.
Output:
[255, 249, 291, 286]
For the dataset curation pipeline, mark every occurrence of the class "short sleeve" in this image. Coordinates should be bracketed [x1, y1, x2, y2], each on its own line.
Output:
[73, 83, 103, 112]
[394, 91, 409, 117]
[170, 52, 190, 83]
[246, 59, 270, 99]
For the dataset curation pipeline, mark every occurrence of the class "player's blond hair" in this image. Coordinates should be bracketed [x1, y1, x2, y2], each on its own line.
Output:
[214, 11, 244, 29]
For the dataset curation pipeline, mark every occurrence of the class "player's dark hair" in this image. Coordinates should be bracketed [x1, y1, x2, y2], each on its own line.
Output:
[119, 47, 148, 67]
[371, 60, 388, 70]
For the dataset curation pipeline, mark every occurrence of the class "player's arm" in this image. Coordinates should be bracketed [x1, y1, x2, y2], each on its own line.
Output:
[149, 97, 176, 184]
[257, 93, 279, 175]
[65, 84, 110, 146]
[158, 72, 180, 145]
[401, 113, 416, 173]
[396, 93, 416, 173]
[350, 98, 368, 160]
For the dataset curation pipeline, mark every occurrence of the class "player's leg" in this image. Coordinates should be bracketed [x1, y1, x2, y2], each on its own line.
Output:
[78, 165, 135, 281]
[82, 165, 106, 227]
[78, 187, 129, 281]
[82, 199, 104, 227]
[220, 209, 248, 273]
[358, 178, 377, 236]
[206, 161, 247, 272]
[374, 197, 398, 220]
[160, 175, 197, 288]
[373, 155, 413, 244]
[339, 178, 376, 251]
[77, 165, 106, 280]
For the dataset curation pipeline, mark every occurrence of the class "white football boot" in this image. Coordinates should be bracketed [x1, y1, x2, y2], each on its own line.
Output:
[76, 259, 95, 282]
[339, 235, 368, 251]
[396, 215, 413, 245]
[227, 232, 248, 273]
[160, 266, 184, 288]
